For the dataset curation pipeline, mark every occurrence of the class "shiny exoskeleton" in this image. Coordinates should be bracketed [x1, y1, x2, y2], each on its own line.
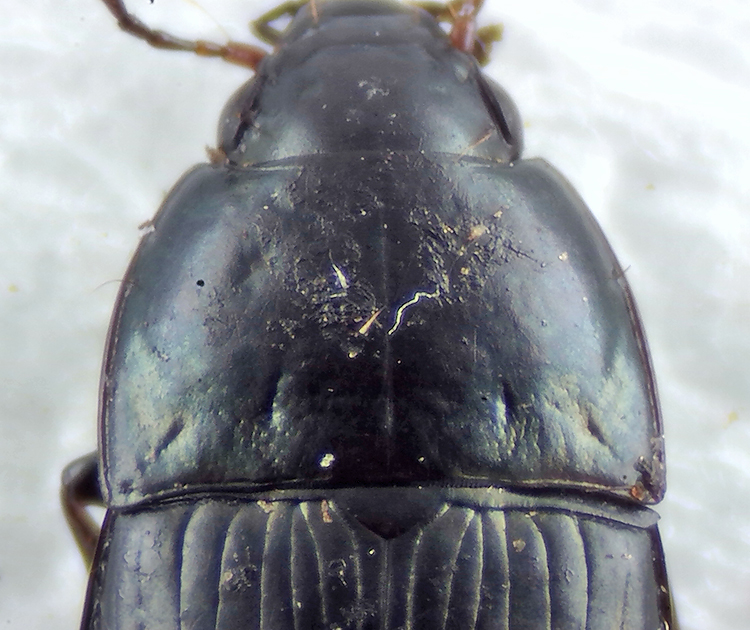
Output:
[63, 1, 676, 628]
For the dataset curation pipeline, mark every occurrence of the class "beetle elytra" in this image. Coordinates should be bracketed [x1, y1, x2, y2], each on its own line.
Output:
[63, 1, 677, 628]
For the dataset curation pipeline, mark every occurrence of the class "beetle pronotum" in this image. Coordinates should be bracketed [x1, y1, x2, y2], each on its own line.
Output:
[62, 1, 677, 628]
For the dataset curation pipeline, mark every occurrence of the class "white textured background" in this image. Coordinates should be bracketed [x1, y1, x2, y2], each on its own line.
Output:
[2, 0, 749, 628]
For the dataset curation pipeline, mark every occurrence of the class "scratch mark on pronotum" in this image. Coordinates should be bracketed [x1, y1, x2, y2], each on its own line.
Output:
[456, 128, 494, 160]
[358, 308, 383, 335]
[387, 286, 440, 336]
[320, 499, 333, 524]
[331, 262, 349, 290]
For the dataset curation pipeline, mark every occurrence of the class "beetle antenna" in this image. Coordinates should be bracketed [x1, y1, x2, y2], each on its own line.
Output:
[98, 0, 267, 69]
[447, 0, 482, 54]
[411, 0, 502, 64]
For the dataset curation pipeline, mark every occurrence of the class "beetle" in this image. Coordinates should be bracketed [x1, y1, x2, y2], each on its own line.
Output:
[62, 0, 677, 628]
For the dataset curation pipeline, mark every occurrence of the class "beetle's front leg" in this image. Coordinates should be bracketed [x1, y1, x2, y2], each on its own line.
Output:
[251, 0, 317, 46]
[61, 452, 103, 567]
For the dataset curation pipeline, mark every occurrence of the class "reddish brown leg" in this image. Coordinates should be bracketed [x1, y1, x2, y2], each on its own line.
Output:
[99, 0, 267, 69]
[61, 452, 103, 567]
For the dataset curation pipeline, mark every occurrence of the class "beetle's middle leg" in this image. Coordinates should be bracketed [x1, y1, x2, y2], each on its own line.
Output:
[61, 452, 104, 567]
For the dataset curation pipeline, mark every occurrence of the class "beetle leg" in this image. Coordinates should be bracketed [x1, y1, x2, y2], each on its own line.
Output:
[98, 0, 266, 69]
[410, 0, 502, 65]
[473, 23, 504, 64]
[251, 0, 312, 46]
[61, 452, 103, 567]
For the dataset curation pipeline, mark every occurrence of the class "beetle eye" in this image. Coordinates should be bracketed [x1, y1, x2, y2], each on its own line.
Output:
[475, 72, 524, 160]
[218, 76, 267, 156]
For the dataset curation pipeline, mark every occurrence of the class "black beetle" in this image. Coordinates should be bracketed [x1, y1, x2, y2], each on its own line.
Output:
[63, 0, 677, 628]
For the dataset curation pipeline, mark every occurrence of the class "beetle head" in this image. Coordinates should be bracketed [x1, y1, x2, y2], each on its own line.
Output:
[217, 0, 523, 165]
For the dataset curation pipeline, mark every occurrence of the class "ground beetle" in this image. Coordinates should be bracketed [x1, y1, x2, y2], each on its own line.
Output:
[62, 0, 677, 628]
